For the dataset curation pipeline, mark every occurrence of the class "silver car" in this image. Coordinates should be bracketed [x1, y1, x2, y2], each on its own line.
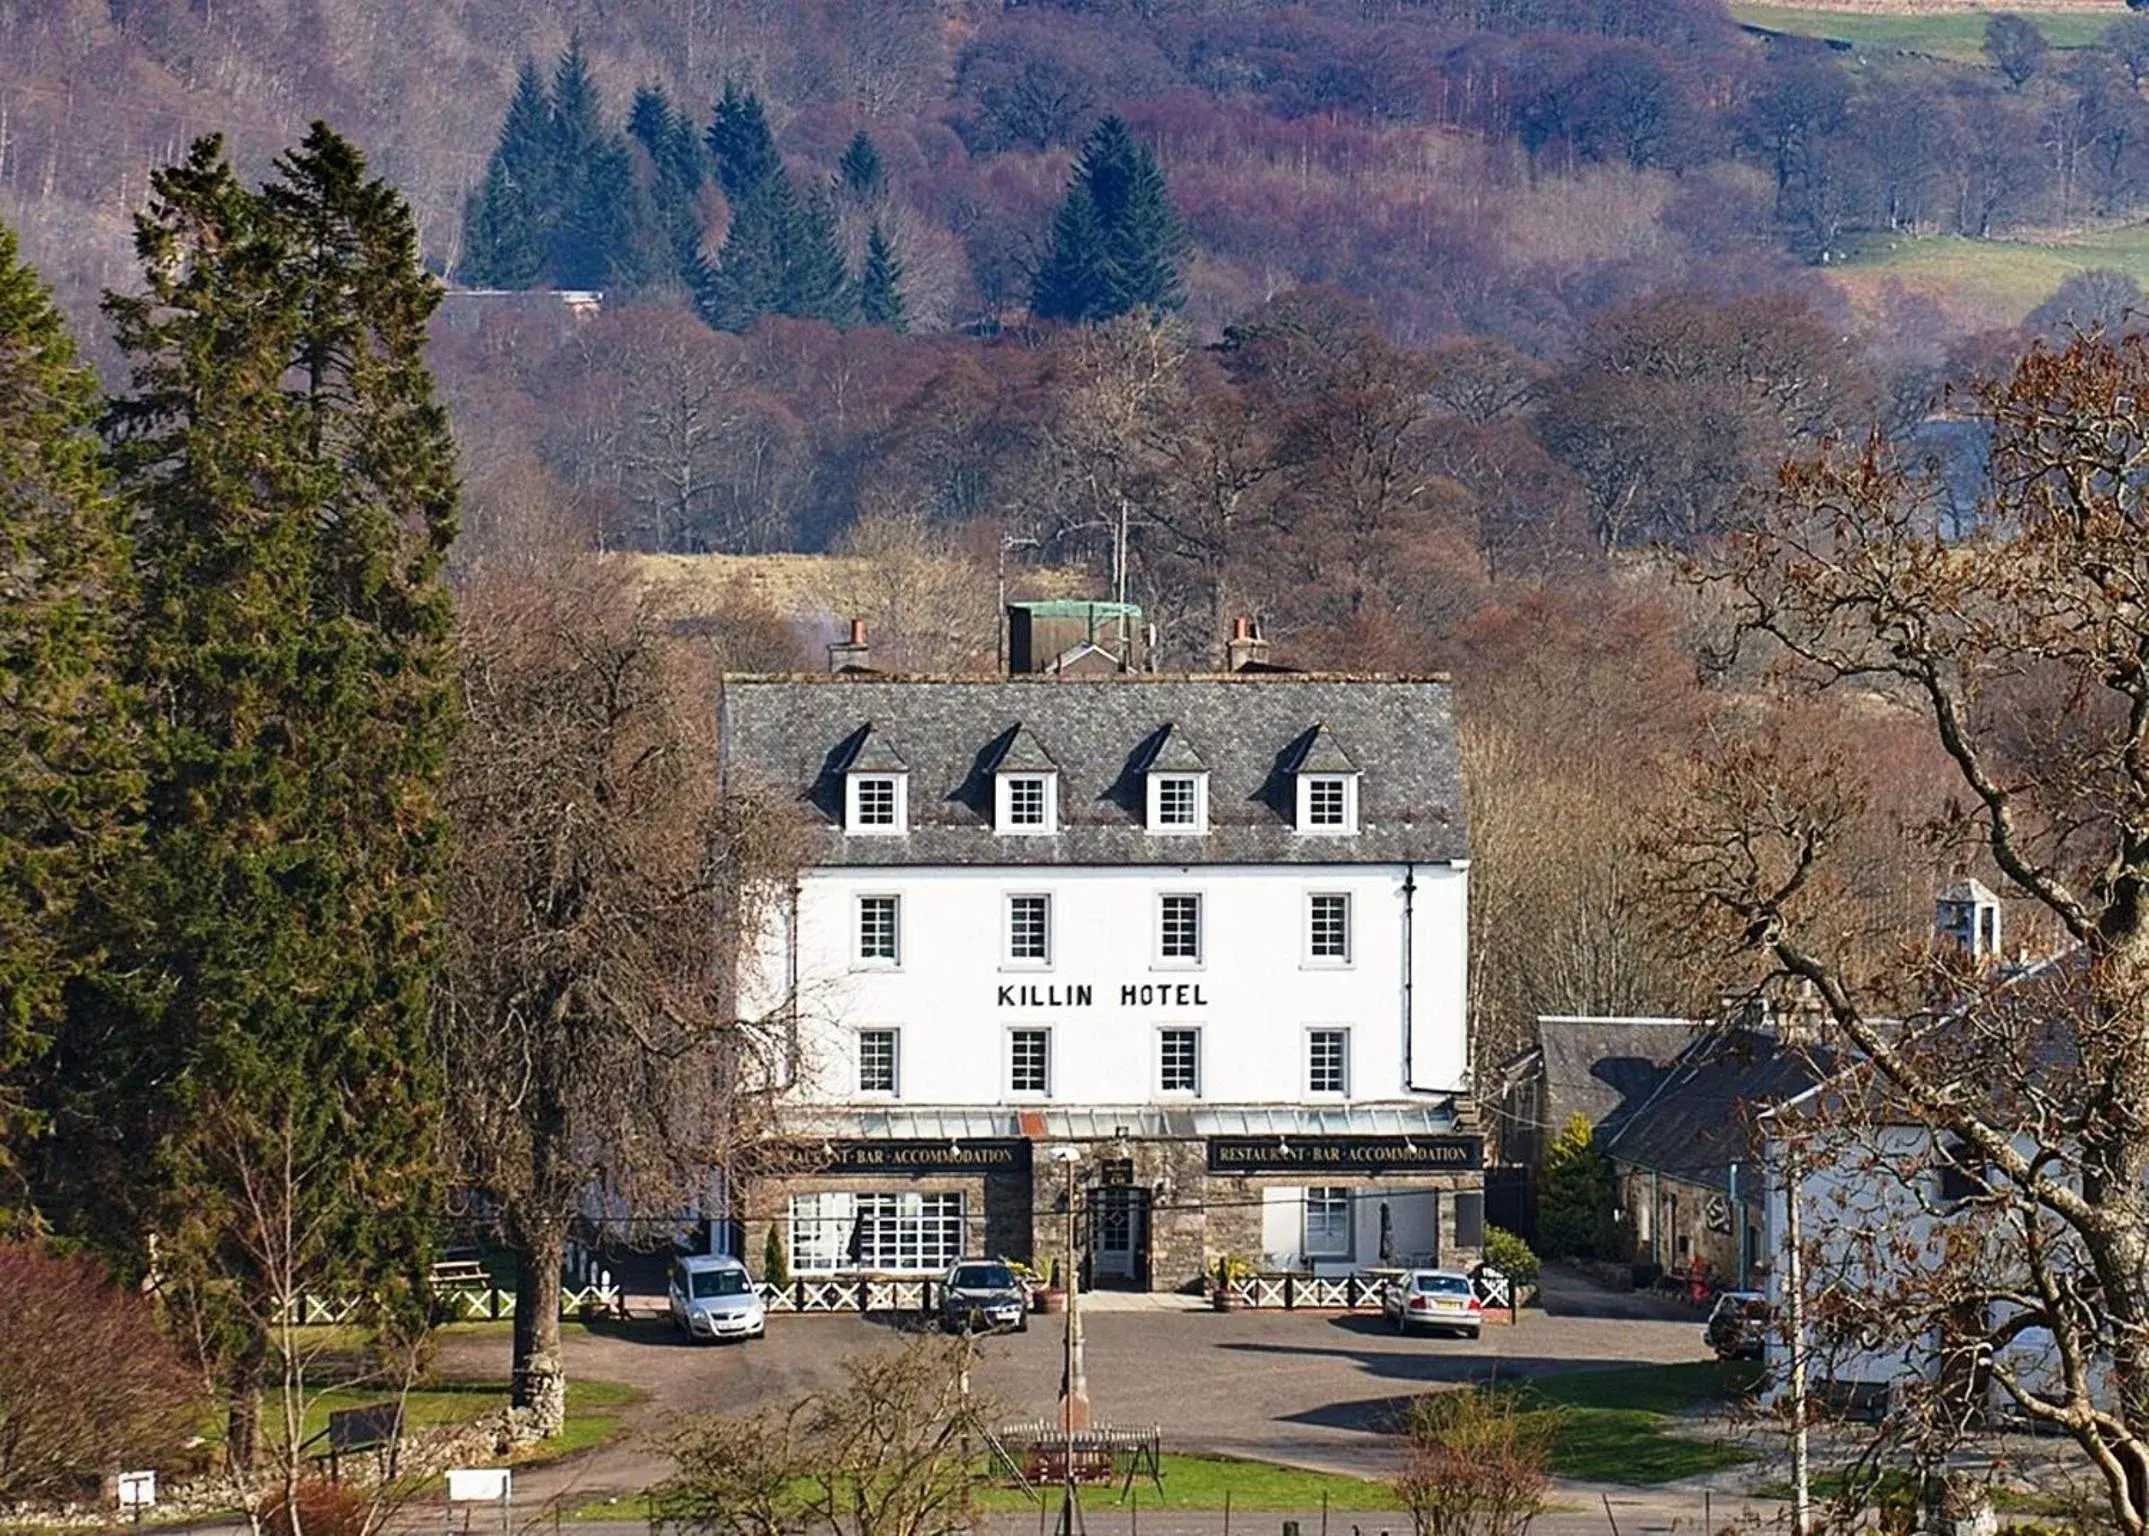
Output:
[1382, 1268, 1483, 1339]
[668, 1254, 766, 1343]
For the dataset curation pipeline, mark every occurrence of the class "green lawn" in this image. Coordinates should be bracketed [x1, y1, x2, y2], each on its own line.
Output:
[1838, 227, 2149, 321]
[299, 1377, 641, 1463]
[1523, 1360, 1764, 1485]
[1726, 3, 2116, 62]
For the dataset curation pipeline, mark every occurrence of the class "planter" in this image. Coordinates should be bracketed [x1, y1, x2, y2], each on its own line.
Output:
[1211, 1287, 1239, 1312]
[1039, 1287, 1067, 1316]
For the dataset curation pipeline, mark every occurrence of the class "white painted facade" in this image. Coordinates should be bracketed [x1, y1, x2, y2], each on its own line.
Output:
[745, 862, 1469, 1107]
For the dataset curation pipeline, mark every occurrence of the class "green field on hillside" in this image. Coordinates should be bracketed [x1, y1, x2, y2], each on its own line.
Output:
[1839, 228, 2149, 319]
[1727, 3, 2115, 61]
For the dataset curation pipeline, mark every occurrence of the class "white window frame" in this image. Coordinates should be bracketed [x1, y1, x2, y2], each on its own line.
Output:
[857, 1027, 900, 1096]
[855, 893, 901, 968]
[1156, 892, 1203, 968]
[787, 1191, 964, 1275]
[1157, 1026, 1201, 1096]
[1306, 892, 1352, 967]
[1304, 1186, 1354, 1259]
[1007, 1027, 1052, 1096]
[1296, 773, 1358, 835]
[1147, 772, 1208, 834]
[1307, 1027, 1350, 1098]
[1004, 893, 1053, 967]
[996, 772, 1058, 835]
[847, 773, 908, 835]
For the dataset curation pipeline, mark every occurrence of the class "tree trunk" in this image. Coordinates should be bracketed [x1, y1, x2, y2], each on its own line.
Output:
[511, 1221, 568, 1438]
[226, 1321, 268, 1479]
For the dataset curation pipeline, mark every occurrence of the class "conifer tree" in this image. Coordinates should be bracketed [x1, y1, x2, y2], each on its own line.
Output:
[839, 130, 885, 201]
[1031, 115, 1188, 324]
[706, 82, 781, 205]
[698, 176, 794, 330]
[630, 84, 710, 282]
[0, 226, 136, 1201]
[461, 61, 553, 287]
[857, 218, 906, 331]
[782, 187, 851, 326]
[76, 124, 456, 1465]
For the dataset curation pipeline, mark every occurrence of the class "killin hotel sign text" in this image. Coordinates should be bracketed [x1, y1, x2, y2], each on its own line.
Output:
[996, 982, 1210, 1008]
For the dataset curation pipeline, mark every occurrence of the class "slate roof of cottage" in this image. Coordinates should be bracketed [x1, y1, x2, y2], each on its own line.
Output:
[719, 672, 1464, 866]
[1520, 1016, 1695, 1141]
[1602, 1027, 1836, 1194]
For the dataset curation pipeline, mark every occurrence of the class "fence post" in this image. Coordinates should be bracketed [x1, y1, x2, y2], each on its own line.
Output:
[1284, 1274, 1295, 1310]
[1345, 1275, 1359, 1309]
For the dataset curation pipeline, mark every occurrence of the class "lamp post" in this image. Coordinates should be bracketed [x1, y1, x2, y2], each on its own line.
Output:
[1046, 1146, 1088, 1536]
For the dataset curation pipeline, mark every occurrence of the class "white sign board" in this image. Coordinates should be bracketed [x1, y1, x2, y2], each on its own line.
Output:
[117, 1471, 156, 1510]
[445, 1468, 511, 1503]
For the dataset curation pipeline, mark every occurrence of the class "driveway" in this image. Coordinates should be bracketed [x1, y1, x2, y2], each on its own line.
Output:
[432, 1295, 1710, 1509]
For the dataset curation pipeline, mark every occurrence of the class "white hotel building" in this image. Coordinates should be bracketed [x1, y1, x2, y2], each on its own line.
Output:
[719, 633, 1479, 1293]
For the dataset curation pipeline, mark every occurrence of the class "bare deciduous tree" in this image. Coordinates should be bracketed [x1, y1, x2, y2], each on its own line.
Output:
[1669, 333, 2149, 1532]
[439, 556, 799, 1436]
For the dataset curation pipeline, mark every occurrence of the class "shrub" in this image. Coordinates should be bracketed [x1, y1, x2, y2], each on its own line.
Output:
[0, 1243, 204, 1502]
[264, 1477, 372, 1536]
[1395, 1387, 1557, 1536]
[1538, 1113, 1618, 1259]
[763, 1224, 790, 1290]
[1481, 1227, 1540, 1289]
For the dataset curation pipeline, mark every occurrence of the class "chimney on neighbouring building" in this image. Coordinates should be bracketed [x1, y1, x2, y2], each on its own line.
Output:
[1935, 877, 2002, 963]
[828, 617, 871, 673]
[1226, 614, 1270, 672]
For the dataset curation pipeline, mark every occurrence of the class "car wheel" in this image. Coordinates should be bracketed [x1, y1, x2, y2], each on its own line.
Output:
[1017, 1315, 1029, 1333]
[1393, 1311, 1407, 1334]
[1464, 1328, 1481, 1341]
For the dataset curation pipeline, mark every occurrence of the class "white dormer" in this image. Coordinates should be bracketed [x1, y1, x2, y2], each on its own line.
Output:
[1142, 722, 1210, 835]
[842, 725, 908, 836]
[1936, 877, 2001, 961]
[993, 724, 1060, 836]
[1290, 723, 1360, 836]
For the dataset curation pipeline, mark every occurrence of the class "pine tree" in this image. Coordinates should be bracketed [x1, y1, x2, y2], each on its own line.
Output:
[0, 225, 137, 1201]
[782, 187, 851, 326]
[698, 174, 794, 330]
[83, 124, 455, 1463]
[839, 130, 885, 201]
[1030, 115, 1188, 324]
[706, 82, 781, 205]
[558, 138, 666, 292]
[1030, 182, 1114, 324]
[857, 218, 906, 331]
[1538, 1113, 1617, 1261]
[461, 61, 553, 287]
[630, 84, 710, 283]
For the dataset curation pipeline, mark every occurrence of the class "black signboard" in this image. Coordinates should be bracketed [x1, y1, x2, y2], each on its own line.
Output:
[822, 1139, 1031, 1175]
[1098, 1157, 1136, 1187]
[1206, 1135, 1482, 1175]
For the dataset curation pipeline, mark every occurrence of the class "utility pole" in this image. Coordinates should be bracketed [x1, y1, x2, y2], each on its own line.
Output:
[1048, 1146, 1088, 1536]
[1784, 1144, 1811, 1536]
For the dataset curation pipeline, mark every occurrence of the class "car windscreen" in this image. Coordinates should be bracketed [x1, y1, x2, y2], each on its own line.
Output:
[690, 1269, 750, 1299]
[952, 1264, 1016, 1290]
[1415, 1274, 1473, 1295]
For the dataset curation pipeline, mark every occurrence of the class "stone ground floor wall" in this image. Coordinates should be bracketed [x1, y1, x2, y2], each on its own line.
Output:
[747, 1137, 1483, 1294]
[1619, 1164, 1764, 1287]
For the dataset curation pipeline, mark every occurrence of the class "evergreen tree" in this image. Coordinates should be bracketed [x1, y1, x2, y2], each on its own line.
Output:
[558, 137, 666, 292]
[706, 82, 781, 205]
[1030, 182, 1114, 324]
[1538, 1113, 1617, 1261]
[1030, 115, 1188, 324]
[697, 174, 794, 330]
[630, 84, 709, 283]
[0, 226, 137, 1202]
[839, 130, 885, 201]
[857, 218, 906, 331]
[782, 187, 851, 326]
[79, 124, 456, 1464]
[461, 61, 553, 288]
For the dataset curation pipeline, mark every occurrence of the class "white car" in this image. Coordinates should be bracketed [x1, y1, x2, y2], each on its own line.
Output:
[667, 1254, 766, 1343]
[1382, 1268, 1483, 1339]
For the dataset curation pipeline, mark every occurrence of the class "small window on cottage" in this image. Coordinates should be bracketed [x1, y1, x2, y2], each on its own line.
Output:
[997, 773, 1057, 834]
[1304, 1187, 1352, 1258]
[1149, 773, 1206, 833]
[1299, 774, 1356, 833]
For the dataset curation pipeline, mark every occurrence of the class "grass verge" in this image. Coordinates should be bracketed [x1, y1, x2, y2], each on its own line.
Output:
[299, 1375, 642, 1465]
[1836, 227, 2149, 323]
[1522, 1360, 1764, 1485]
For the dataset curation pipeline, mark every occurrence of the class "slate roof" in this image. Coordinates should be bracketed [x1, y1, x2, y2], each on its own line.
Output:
[1602, 1027, 1835, 1194]
[718, 672, 1464, 867]
[1525, 1016, 1694, 1140]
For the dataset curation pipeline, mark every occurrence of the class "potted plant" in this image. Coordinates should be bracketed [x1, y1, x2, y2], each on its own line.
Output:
[1004, 1258, 1045, 1312]
[1039, 1257, 1068, 1315]
[1210, 1254, 1251, 1311]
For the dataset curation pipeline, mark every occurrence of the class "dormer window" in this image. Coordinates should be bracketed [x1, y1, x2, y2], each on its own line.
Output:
[998, 772, 1057, 835]
[1298, 773, 1358, 835]
[1148, 772, 1207, 834]
[847, 773, 907, 835]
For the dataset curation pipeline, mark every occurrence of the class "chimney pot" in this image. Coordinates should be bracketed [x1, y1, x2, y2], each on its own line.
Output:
[1232, 614, 1253, 641]
[849, 617, 867, 647]
[828, 616, 872, 674]
[1225, 615, 1270, 672]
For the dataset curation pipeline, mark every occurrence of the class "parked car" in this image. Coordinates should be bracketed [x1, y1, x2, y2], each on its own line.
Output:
[1382, 1268, 1483, 1339]
[668, 1254, 766, 1343]
[1705, 1289, 1771, 1361]
[938, 1260, 1029, 1334]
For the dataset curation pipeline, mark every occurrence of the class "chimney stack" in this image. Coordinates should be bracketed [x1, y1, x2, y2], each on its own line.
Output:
[1226, 614, 1270, 672]
[828, 617, 871, 674]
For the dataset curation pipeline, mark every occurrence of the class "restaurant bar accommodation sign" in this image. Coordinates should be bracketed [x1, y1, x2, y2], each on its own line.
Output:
[824, 1139, 1031, 1175]
[1206, 1135, 1483, 1174]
